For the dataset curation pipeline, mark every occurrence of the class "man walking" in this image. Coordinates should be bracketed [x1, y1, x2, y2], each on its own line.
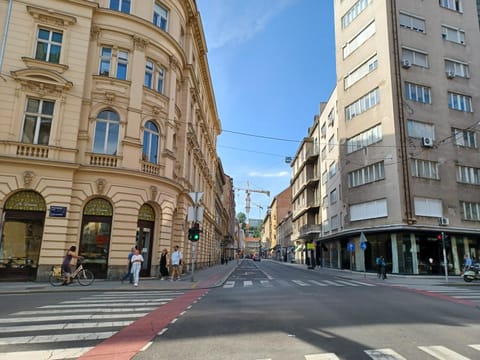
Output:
[121, 247, 135, 284]
[170, 245, 183, 281]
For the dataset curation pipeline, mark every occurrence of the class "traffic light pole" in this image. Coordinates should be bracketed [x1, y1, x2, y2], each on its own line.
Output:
[441, 232, 448, 283]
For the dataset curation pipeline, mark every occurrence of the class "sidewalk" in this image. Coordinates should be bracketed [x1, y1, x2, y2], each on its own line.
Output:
[0, 261, 238, 294]
[0, 260, 475, 295]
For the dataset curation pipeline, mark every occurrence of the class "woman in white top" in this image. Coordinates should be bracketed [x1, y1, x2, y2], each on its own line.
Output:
[130, 247, 144, 287]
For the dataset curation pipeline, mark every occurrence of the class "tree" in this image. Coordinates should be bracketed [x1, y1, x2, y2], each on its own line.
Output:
[237, 212, 246, 229]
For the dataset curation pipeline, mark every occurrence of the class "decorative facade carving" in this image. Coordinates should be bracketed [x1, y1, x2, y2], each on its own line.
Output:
[150, 185, 158, 201]
[27, 5, 77, 27]
[23, 171, 35, 187]
[133, 36, 149, 50]
[95, 178, 107, 194]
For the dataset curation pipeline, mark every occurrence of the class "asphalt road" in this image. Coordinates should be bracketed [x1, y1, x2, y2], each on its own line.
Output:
[133, 260, 480, 360]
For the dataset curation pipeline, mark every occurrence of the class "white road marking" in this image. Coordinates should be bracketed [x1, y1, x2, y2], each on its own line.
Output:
[0, 313, 148, 324]
[0, 347, 93, 360]
[335, 280, 360, 286]
[292, 280, 310, 286]
[468, 344, 480, 351]
[0, 331, 116, 345]
[39, 302, 165, 308]
[418, 345, 470, 360]
[322, 280, 344, 286]
[309, 280, 328, 286]
[0, 320, 133, 333]
[260, 280, 273, 287]
[223, 281, 235, 288]
[244, 280, 253, 287]
[305, 354, 340, 360]
[347, 280, 376, 287]
[365, 348, 407, 359]
[14, 307, 158, 315]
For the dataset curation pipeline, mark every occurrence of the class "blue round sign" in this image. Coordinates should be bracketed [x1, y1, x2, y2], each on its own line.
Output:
[347, 242, 355, 252]
[360, 241, 367, 251]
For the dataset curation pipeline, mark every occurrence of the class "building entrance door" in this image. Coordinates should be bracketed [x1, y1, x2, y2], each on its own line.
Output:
[136, 221, 154, 277]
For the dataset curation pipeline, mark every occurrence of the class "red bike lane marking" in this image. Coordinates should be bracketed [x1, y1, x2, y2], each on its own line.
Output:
[78, 275, 224, 360]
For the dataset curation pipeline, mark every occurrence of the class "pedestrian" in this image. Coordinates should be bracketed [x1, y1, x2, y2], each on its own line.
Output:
[380, 256, 387, 280]
[121, 247, 135, 283]
[61, 245, 82, 285]
[170, 245, 183, 281]
[375, 256, 381, 279]
[131, 247, 144, 287]
[464, 254, 472, 273]
[159, 248, 169, 280]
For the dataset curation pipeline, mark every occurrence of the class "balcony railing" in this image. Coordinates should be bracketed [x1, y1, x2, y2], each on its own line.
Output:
[299, 224, 322, 237]
[16, 144, 49, 158]
[141, 160, 160, 176]
[88, 153, 119, 167]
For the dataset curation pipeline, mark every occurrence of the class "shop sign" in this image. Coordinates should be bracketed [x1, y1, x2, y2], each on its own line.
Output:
[49, 206, 67, 217]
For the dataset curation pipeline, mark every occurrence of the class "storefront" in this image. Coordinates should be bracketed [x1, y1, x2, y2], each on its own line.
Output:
[0, 191, 45, 281]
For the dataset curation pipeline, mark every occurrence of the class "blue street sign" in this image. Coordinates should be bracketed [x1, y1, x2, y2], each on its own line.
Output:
[347, 242, 355, 252]
[360, 241, 367, 251]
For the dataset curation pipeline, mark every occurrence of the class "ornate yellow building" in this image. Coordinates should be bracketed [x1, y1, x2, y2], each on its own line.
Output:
[0, 0, 225, 280]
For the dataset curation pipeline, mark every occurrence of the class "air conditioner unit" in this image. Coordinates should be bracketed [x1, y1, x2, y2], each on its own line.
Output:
[421, 137, 433, 147]
[446, 71, 455, 79]
[401, 59, 411, 69]
[439, 217, 449, 226]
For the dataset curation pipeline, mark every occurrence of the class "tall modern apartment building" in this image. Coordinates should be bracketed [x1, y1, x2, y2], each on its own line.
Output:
[0, 0, 232, 281]
[293, 0, 480, 275]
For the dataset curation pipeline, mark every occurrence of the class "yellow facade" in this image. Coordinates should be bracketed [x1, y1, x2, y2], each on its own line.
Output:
[0, 0, 224, 280]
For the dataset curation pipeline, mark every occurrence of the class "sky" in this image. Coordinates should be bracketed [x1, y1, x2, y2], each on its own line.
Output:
[196, 0, 336, 220]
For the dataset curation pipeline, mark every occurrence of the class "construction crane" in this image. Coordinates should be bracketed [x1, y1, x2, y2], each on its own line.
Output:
[235, 181, 270, 224]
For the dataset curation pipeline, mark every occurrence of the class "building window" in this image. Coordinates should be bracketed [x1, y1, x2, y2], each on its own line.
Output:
[321, 123, 327, 138]
[153, 2, 168, 31]
[93, 110, 120, 155]
[328, 134, 335, 152]
[445, 59, 469, 78]
[348, 161, 385, 188]
[456, 165, 480, 185]
[322, 195, 328, 208]
[143, 121, 160, 164]
[346, 124, 382, 154]
[329, 162, 337, 178]
[414, 197, 442, 217]
[109, 0, 131, 14]
[116, 50, 129, 80]
[402, 48, 428, 68]
[341, 0, 373, 29]
[452, 128, 477, 148]
[322, 170, 328, 184]
[399, 12, 425, 33]
[21, 98, 54, 145]
[328, 108, 335, 126]
[99, 47, 112, 76]
[350, 198, 388, 221]
[321, 146, 327, 160]
[441, 25, 465, 44]
[412, 159, 440, 180]
[344, 54, 378, 89]
[331, 215, 339, 231]
[405, 82, 431, 104]
[35, 28, 62, 64]
[407, 120, 435, 139]
[460, 201, 480, 221]
[144, 60, 165, 94]
[345, 87, 380, 120]
[448, 92, 473, 112]
[439, 0, 463, 13]
[330, 188, 338, 205]
[343, 20, 376, 59]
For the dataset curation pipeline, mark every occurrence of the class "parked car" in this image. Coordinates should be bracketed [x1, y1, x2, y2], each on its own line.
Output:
[253, 255, 261, 262]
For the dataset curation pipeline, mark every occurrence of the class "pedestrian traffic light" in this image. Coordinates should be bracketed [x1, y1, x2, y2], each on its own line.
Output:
[188, 223, 201, 242]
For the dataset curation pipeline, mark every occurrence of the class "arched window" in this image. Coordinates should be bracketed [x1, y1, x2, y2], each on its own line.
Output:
[93, 110, 120, 155]
[142, 120, 159, 163]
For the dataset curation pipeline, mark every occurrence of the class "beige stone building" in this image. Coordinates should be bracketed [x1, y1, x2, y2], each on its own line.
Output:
[292, 0, 480, 275]
[0, 0, 230, 280]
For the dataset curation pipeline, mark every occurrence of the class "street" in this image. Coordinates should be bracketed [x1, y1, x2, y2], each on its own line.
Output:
[0, 260, 479, 359]
[133, 260, 480, 360]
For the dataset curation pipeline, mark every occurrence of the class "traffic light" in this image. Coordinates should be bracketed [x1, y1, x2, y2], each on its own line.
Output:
[188, 223, 201, 242]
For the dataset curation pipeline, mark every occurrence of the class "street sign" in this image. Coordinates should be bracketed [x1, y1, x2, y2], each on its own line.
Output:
[188, 192, 203, 204]
[347, 242, 355, 252]
[360, 241, 367, 251]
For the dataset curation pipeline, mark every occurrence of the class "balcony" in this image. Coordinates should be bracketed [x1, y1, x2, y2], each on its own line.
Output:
[88, 153, 119, 167]
[305, 142, 319, 163]
[299, 224, 322, 238]
[16, 143, 49, 159]
[141, 160, 161, 176]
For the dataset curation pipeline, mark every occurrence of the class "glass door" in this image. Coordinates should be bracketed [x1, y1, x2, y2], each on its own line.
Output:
[136, 221, 154, 277]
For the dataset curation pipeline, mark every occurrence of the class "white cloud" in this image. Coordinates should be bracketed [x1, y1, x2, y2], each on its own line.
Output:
[198, 0, 298, 49]
[248, 171, 289, 178]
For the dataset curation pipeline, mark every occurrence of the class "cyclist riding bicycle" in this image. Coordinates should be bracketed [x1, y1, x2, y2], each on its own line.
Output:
[62, 245, 82, 285]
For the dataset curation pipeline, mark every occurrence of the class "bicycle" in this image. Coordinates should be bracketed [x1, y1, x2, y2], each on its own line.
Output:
[49, 258, 95, 286]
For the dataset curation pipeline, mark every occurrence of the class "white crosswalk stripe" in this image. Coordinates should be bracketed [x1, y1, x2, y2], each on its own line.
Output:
[392, 284, 480, 305]
[223, 279, 376, 288]
[253, 345, 480, 360]
[0, 290, 183, 360]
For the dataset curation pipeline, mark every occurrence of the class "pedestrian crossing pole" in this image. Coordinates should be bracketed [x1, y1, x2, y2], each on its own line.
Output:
[188, 192, 203, 283]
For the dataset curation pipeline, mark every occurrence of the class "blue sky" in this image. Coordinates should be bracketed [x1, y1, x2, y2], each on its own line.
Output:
[196, 0, 336, 219]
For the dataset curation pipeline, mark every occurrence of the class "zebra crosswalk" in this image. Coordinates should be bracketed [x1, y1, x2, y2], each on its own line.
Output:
[391, 284, 480, 305]
[0, 290, 183, 360]
[258, 344, 480, 360]
[223, 278, 375, 289]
